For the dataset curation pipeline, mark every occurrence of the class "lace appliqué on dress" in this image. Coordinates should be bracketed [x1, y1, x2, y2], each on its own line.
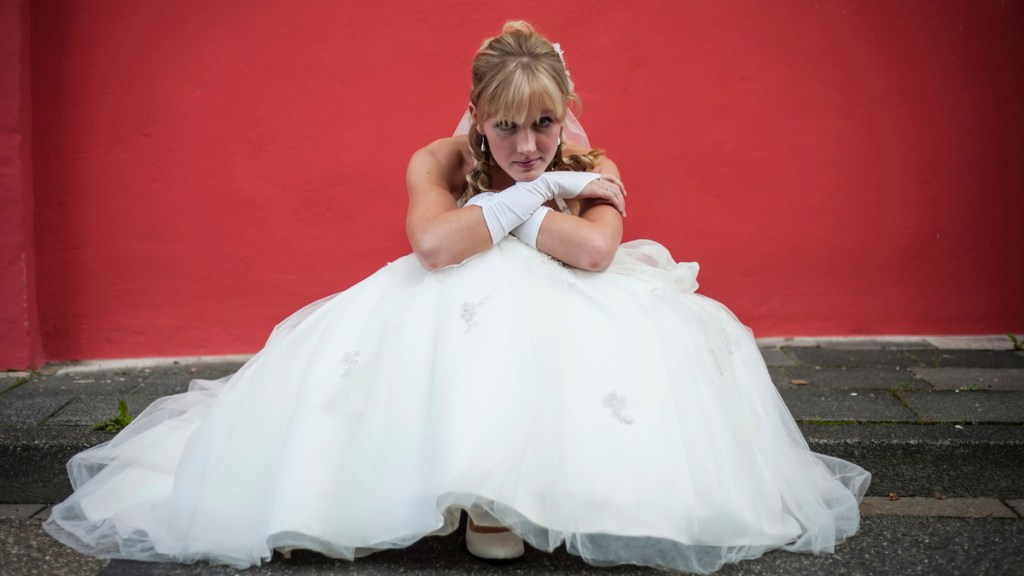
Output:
[340, 351, 360, 377]
[460, 295, 491, 333]
[602, 391, 634, 425]
[526, 249, 578, 287]
[709, 323, 740, 377]
[720, 323, 738, 355]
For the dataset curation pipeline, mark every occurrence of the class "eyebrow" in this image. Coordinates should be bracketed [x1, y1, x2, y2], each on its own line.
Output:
[496, 113, 555, 123]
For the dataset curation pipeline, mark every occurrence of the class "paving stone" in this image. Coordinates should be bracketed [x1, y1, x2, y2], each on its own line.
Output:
[767, 366, 790, 387]
[7, 363, 242, 402]
[779, 365, 928, 390]
[1007, 499, 1024, 518]
[1, 372, 147, 429]
[0, 427, 112, 503]
[757, 337, 823, 347]
[910, 368, 1024, 391]
[116, 362, 241, 396]
[31, 505, 53, 520]
[926, 336, 1018, 350]
[907, 349, 1024, 369]
[779, 388, 916, 422]
[759, 347, 798, 366]
[860, 497, 1016, 518]
[0, 518, 109, 575]
[18, 363, 240, 428]
[49, 355, 250, 373]
[781, 348, 922, 368]
[905, 391, 1024, 424]
[803, 424, 1024, 498]
[813, 339, 935, 350]
[0, 372, 31, 393]
[41, 394, 163, 427]
[31, 517, 1024, 576]
[2, 372, 139, 399]
[0, 396, 72, 426]
[0, 504, 46, 519]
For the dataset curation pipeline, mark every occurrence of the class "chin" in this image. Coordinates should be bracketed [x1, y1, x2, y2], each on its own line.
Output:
[515, 171, 545, 183]
[507, 161, 553, 183]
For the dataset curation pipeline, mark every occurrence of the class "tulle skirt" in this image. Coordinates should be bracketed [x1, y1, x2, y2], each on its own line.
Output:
[44, 238, 869, 573]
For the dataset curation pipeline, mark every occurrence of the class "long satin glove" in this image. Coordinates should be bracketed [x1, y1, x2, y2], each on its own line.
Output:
[471, 172, 601, 244]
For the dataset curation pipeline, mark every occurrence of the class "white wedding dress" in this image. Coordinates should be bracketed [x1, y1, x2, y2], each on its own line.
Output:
[44, 211, 870, 573]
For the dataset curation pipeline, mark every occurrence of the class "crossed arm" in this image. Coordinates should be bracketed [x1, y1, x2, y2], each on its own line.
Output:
[405, 137, 626, 272]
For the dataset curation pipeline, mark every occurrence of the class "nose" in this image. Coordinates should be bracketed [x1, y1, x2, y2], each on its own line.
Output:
[515, 130, 537, 155]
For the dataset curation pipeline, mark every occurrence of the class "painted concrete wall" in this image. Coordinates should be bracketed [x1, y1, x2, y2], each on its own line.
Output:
[0, 0, 40, 369]
[5, 0, 1023, 367]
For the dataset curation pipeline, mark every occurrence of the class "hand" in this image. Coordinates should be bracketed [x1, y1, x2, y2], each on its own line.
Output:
[575, 175, 627, 216]
[531, 171, 602, 201]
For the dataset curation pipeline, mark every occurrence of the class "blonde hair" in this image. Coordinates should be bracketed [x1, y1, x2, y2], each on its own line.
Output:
[466, 21, 604, 195]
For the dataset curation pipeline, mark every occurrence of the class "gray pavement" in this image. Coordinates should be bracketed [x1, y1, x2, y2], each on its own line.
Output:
[1, 510, 1021, 575]
[1, 337, 1023, 574]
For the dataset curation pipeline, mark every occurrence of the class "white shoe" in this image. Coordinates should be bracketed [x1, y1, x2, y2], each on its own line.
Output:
[465, 518, 525, 561]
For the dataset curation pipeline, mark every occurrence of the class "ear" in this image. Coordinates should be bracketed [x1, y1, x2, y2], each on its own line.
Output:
[468, 103, 483, 135]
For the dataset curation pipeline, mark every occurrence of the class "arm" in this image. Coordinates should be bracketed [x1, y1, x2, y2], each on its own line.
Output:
[405, 138, 492, 271]
[532, 157, 625, 272]
[407, 138, 624, 271]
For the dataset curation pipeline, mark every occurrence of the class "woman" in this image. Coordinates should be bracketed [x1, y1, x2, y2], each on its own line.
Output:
[44, 21, 869, 574]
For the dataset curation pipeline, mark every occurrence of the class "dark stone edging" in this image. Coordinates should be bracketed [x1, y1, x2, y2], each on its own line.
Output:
[3, 424, 1023, 504]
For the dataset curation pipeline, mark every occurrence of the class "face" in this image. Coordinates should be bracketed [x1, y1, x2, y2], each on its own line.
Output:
[476, 106, 562, 186]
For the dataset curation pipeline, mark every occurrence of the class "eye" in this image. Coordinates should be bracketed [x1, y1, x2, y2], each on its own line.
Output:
[496, 120, 515, 131]
[535, 116, 554, 128]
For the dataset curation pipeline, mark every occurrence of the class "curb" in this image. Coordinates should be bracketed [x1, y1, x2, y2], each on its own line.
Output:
[2, 424, 1022, 504]
[802, 424, 1024, 499]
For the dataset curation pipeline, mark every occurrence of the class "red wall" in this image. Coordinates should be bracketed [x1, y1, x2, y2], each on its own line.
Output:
[0, 0, 40, 369]
[9, 0, 1024, 366]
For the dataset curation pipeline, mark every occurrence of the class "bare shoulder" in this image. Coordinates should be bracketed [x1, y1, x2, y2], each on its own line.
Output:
[407, 137, 473, 199]
[592, 155, 621, 178]
[562, 143, 622, 179]
[409, 137, 472, 177]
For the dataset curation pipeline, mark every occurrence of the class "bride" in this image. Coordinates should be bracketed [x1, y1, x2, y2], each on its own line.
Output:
[44, 21, 869, 574]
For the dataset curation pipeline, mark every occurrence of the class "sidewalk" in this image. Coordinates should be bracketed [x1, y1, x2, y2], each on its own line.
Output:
[1, 337, 1022, 574]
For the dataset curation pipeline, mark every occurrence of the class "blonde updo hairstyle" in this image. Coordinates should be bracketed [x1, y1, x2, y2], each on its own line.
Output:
[466, 21, 604, 196]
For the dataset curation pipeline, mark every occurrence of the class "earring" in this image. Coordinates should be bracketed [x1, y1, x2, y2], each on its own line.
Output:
[480, 135, 487, 152]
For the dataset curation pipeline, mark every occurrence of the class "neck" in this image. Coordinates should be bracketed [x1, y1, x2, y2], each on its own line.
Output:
[490, 169, 515, 191]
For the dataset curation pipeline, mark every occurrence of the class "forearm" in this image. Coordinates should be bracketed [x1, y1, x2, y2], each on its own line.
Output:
[533, 204, 622, 271]
[408, 179, 554, 269]
[407, 206, 493, 270]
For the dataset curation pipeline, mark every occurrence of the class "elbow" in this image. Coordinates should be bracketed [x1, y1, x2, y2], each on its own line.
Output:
[412, 239, 448, 271]
[417, 253, 451, 272]
[409, 229, 458, 271]
[582, 254, 615, 273]
[577, 237, 618, 272]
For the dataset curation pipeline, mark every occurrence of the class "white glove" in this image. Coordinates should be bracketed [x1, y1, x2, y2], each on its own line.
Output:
[463, 191, 496, 208]
[511, 206, 552, 248]
[467, 191, 549, 248]
[525, 170, 604, 200]
[476, 172, 601, 244]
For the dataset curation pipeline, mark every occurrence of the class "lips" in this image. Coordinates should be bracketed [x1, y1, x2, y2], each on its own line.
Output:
[513, 158, 541, 169]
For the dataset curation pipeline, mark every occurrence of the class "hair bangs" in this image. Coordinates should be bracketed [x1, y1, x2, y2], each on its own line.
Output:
[477, 62, 566, 125]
